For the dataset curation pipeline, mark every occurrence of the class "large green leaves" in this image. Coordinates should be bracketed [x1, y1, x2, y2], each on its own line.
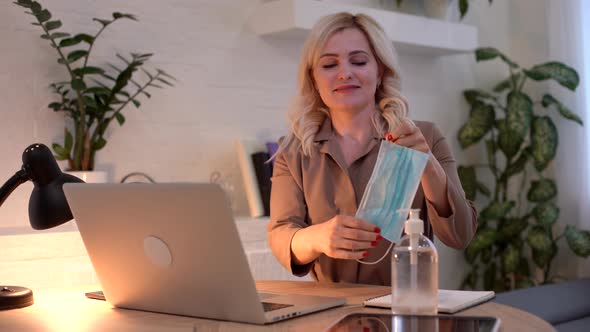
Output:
[499, 218, 528, 241]
[458, 166, 477, 200]
[67, 50, 88, 62]
[501, 152, 529, 181]
[527, 226, 552, 251]
[457, 46, 590, 291]
[465, 228, 497, 262]
[51, 128, 73, 160]
[463, 89, 496, 105]
[481, 201, 515, 220]
[71, 78, 86, 91]
[44, 20, 62, 31]
[527, 179, 557, 202]
[542, 94, 583, 125]
[59, 33, 95, 48]
[502, 245, 520, 273]
[14, 0, 33, 8]
[532, 203, 559, 226]
[475, 47, 518, 68]
[530, 116, 558, 171]
[93, 12, 137, 27]
[532, 243, 557, 268]
[73, 66, 105, 77]
[524, 62, 579, 91]
[36, 9, 51, 23]
[565, 225, 590, 258]
[115, 113, 126, 125]
[92, 137, 107, 151]
[458, 102, 495, 148]
[493, 72, 522, 93]
[529, 226, 556, 269]
[498, 92, 533, 159]
[458, 0, 469, 19]
[457, 165, 490, 201]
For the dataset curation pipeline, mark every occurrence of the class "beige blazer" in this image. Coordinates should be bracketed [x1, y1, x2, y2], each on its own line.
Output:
[267, 118, 477, 285]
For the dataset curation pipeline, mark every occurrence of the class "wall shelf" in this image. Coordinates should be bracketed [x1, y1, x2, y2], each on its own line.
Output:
[249, 0, 478, 56]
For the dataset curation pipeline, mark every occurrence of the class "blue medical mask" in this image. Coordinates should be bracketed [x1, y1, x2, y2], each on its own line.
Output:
[355, 141, 429, 242]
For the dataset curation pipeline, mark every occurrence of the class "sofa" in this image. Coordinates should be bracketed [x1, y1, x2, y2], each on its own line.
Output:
[493, 278, 590, 332]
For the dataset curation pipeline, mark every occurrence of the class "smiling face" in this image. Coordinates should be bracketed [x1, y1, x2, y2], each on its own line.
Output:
[312, 28, 381, 115]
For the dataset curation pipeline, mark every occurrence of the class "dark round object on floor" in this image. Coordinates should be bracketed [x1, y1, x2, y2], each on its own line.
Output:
[0, 286, 34, 310]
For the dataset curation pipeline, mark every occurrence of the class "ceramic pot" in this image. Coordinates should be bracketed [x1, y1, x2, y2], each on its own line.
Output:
[423, 0, 453, 19]
[65, 170, 108, 183]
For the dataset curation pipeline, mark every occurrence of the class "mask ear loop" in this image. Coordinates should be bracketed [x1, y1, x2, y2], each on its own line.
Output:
[364, 316, 391, 332]
[356, 241, 395, 265]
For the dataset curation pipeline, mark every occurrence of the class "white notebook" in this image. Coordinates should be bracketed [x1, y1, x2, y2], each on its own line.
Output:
[364, 290, 495, 314]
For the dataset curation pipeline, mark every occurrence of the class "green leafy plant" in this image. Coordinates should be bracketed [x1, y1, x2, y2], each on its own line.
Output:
[457, 47, 590, 292]
[14, 0, 175, 171]
[395, 0, 494, 19]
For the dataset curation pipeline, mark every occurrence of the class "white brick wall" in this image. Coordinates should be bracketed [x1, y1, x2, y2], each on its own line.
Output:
[0, 217, 308, 289]
[0, 0, 551, 288]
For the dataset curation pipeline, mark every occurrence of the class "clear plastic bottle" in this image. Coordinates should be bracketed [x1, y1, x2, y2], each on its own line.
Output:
[391, 209, 438, 315]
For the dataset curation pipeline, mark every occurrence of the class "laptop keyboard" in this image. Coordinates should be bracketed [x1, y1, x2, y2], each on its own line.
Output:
[262, 302, 293, 312]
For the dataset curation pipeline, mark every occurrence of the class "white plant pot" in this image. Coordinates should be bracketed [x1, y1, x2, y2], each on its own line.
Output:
[423, 0, 453, 20]
[320, 0, 384, 10]
[65, 170, 108, 183]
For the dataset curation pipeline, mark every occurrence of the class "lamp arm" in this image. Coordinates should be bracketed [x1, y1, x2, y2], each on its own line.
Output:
[0, 169, 29, 208]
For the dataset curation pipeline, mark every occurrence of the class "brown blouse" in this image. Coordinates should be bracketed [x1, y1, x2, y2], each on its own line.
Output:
[267, 118, 477, 285]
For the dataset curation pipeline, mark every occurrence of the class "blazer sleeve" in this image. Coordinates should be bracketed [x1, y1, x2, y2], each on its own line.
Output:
[266, 148, 314, 276]
[426, 123, 478, 249]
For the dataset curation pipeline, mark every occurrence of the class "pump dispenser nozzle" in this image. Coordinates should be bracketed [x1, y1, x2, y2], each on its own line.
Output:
[398, 209, 423, 265]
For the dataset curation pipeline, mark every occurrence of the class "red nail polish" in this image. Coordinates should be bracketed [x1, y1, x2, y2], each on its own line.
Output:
[364, 327, 370, 332]
[386, 134, 393, 142]
[371, 241, 378, 247]
[363, 252, 369, 257]
[377, 235, 384, 241]
[374, 227, 381, 233]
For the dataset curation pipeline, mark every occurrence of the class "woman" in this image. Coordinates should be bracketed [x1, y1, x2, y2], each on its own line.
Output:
[267, 13, 477, 286]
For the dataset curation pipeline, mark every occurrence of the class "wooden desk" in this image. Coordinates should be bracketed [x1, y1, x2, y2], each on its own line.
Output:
[0, 281, 555, 332]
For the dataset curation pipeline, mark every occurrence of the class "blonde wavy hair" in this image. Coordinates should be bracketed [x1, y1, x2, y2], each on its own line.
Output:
[277, 12, 409, 157]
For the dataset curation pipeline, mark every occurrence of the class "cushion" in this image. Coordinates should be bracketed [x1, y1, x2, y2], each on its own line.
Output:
[555, 316, 590, 332]
[493, 279, 590, 325]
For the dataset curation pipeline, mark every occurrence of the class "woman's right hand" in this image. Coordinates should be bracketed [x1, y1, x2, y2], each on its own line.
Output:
[293, 215, 382, 262]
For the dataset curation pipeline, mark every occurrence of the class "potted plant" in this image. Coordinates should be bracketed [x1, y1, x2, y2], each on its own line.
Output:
[14, 0, 175, 175]
[457, 47, 590, 291]
[394, 0, 494, 20]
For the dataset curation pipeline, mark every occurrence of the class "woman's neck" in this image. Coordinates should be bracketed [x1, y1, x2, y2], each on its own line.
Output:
[330, 105, 376, 144]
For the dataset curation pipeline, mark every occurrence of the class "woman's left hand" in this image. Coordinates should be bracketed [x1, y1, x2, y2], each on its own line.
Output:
[384, 119, 431, 156]
[385, 119, 452, 217]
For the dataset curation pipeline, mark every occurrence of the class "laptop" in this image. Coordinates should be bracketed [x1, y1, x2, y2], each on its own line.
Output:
[63, 183, 345, 324]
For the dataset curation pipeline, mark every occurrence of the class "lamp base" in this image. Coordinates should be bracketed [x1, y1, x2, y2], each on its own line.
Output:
[0, 286, 34, 310]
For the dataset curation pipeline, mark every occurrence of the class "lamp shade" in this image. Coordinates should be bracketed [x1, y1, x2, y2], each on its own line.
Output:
[21, 143, 84, 229]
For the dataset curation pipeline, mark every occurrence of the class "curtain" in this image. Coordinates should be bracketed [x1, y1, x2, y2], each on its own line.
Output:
[547, 0, 590, 277]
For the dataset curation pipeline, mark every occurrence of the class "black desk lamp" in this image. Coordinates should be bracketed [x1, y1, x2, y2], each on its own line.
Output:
[0, 143, 84, 310]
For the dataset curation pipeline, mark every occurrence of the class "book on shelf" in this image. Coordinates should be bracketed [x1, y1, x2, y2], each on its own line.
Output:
[236, 140, 265, 218]
[364, 289, 495, 314]
[251, 152, 272, 216]
[235, 139, 277, 218]
[266, 142, 279, 165]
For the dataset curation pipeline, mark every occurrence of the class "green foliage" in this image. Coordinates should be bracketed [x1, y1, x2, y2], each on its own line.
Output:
[395, 0, 494, 20]
[14, 0, 175, 170]
[458, 47, 588, 291]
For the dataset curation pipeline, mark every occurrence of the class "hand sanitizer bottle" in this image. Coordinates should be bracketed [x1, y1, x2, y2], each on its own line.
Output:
[391, 209, 438, 315]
